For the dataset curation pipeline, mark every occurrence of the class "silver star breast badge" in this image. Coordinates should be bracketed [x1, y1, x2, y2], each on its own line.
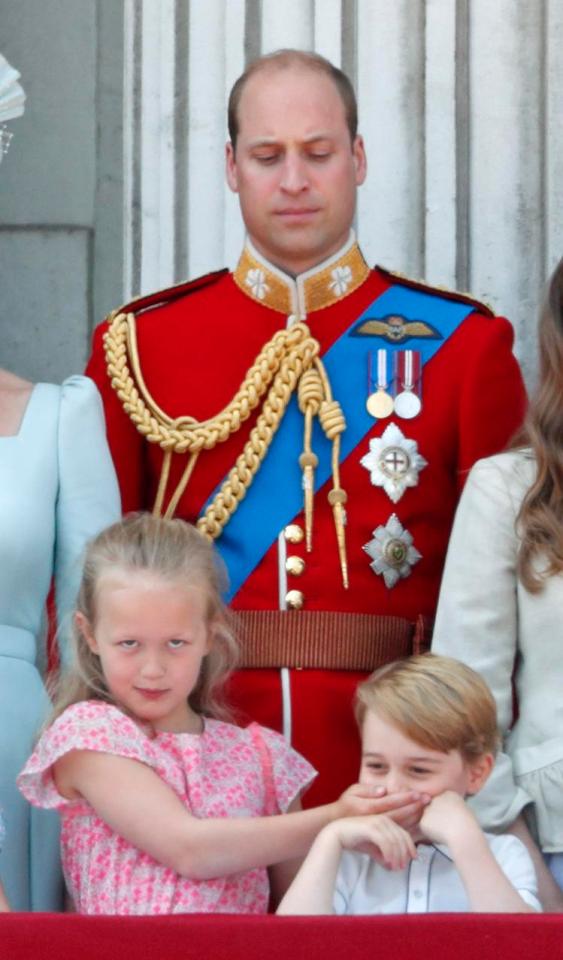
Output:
[363, 513, 422, 588]
[360, 422, 428, 504]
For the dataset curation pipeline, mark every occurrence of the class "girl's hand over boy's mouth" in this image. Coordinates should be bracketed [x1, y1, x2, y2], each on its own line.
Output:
[334, 783, 431, 830]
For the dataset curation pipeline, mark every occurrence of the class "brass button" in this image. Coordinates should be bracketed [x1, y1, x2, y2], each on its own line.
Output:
[286, 555, 306, 576]
[284, 524, 304, 544]
[285, 589, 304, 610]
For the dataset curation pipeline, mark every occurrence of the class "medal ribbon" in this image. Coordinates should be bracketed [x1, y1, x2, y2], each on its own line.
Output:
[206, 284, 474, 599]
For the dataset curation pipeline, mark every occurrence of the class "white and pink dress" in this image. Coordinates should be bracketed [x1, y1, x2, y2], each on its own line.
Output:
[18, 701, 315, 915]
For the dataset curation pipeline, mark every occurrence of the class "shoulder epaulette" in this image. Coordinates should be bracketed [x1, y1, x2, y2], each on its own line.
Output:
[376, 265, 495, 317]
[114, 268, 230, 318]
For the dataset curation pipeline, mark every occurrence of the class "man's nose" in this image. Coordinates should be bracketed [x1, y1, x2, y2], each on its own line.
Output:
[279, 153, 309, 193]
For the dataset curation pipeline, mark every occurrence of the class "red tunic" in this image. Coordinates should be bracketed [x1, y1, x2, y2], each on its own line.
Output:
[87, 240, 526, 804]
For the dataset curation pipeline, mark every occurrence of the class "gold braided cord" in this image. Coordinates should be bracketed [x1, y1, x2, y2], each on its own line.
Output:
[315, 358, 349, 589]
[104, 309, 317, 518]
[104, 310, 315, 452]
[104, 309, 350, 586]
[197, 338, 320, 540]
[298, 368, 322, 551]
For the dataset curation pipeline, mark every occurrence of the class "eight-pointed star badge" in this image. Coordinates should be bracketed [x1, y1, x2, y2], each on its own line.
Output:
[363, 513, 422, 589]
[360, 422, 428, 504]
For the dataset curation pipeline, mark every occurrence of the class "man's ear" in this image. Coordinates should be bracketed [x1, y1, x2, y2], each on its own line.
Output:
[465, 753, 494, 796]
[352, 135, 367, 186]
[225, 141, 239, 193]
[75, 611, 98, 654]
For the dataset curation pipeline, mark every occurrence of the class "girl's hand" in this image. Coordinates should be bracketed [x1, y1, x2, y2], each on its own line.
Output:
[335, 783, 430, 830]
[331, 814, 417, 871]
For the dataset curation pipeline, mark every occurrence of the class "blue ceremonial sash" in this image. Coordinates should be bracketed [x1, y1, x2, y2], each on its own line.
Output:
[207, 284, 474, 600]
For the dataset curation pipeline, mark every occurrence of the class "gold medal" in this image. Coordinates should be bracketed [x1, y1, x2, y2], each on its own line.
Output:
[366, 389, 395, 418]
[367, 349, 393, 420]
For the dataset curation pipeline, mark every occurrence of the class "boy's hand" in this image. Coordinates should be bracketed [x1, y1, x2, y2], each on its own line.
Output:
[329, 815, 417, 871]
[335, 783, 430, 830]
[418, 790, 478, 845]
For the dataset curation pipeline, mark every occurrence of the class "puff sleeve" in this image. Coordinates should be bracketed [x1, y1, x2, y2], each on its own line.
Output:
[249, 723, 316, 813]
[54, 376, 121, 666]
[18, 702, 158, 811]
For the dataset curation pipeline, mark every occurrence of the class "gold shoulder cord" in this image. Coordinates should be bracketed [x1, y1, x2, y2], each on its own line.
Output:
[104, 310, 349, 588]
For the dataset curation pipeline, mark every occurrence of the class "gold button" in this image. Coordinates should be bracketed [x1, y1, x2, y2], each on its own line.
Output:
[284, 524, 304, 544]
[285, 589, 304, 610]
[286, 555, 306, 576]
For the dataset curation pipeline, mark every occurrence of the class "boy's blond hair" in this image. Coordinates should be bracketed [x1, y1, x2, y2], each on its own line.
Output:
[355, 654, 499, 760]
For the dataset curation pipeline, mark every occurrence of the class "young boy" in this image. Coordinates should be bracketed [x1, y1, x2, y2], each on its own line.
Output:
[277, 655, 539, 914]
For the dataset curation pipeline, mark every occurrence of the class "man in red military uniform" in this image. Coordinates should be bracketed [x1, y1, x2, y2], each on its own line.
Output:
[87, 50, 526, 805]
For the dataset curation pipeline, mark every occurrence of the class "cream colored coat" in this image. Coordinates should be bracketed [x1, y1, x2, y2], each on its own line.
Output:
[433, 450, 563, 852]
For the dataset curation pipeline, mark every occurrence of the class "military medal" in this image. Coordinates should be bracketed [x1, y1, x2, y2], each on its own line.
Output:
[393, 350, 422, 419]
[366, 349, 394, 418]
[363, 513, 422, 588]
[360, 422, 428, 503]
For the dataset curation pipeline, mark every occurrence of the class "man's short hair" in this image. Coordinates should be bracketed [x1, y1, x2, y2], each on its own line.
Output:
[355, 653, 499, 761]
[228, 49, 358, 150]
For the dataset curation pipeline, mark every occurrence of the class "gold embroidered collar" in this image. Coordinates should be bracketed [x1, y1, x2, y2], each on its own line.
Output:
[233, 233, 370, 318]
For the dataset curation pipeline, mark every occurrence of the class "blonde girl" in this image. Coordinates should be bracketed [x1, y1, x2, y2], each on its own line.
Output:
[18, 514, 424, 915]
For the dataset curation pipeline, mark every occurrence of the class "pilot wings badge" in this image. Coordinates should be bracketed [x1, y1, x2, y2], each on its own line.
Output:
[352, 313, 442, 344]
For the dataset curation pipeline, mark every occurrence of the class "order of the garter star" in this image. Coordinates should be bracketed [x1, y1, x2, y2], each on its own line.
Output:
[360, 422, 428, 504]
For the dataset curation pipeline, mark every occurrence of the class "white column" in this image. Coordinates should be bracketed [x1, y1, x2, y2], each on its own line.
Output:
[261, 0, 314, 52]
[356, 0, 425, 275]
[424, 0, 457, 288]
[314, 0, 343, 66]
[223, 0, 246, 269]
[469, 0, 544, 381]
[123, 0, 176, 298]
[140, 0, 176, 293]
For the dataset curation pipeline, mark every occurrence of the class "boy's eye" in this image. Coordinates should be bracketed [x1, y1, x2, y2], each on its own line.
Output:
[118, 639, 138, 649]
[365, 762, 386, 773]
[168, 638, 187, 649]
[410, 767, 431, 776]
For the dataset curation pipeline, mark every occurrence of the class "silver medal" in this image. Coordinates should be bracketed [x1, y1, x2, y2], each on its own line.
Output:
[394, 350, 422, 419]
[393, 389, 422, 419]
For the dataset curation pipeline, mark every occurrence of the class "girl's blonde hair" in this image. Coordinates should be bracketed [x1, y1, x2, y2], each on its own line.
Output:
[355, 654, 499, 761]
[50, 513, 239, 723]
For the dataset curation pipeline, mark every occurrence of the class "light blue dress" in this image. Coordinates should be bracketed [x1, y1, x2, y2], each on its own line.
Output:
[0, 375, 120, 911]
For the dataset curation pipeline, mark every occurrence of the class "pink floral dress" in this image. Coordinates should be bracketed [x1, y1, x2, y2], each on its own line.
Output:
[17, 701, 315, 915]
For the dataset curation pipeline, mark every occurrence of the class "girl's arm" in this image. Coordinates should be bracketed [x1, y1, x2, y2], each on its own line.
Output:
[506, 814, 563, 912]
[54, 750, 425, 881]
[0, 880, 10, 912]
[268, 797, 306, 907]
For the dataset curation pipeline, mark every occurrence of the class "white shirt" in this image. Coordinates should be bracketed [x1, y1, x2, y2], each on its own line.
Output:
[334, 833, 540, 914]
